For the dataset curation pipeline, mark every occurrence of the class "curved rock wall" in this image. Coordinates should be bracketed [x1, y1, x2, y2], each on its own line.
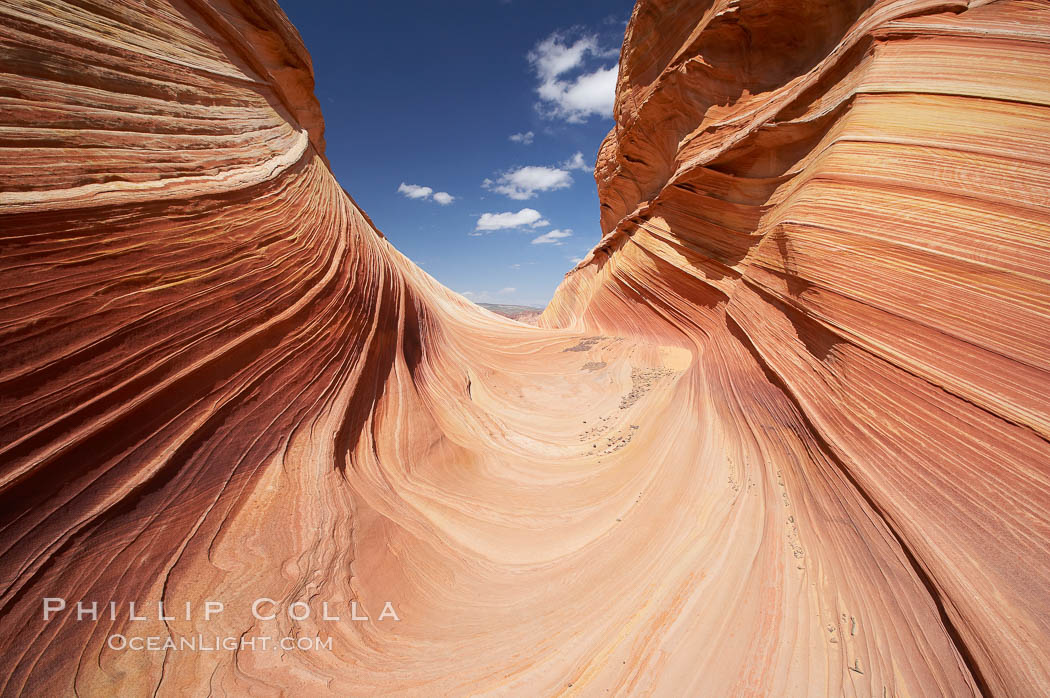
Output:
[1, 0, 1049, 695]
[544, 1, 1050, 695]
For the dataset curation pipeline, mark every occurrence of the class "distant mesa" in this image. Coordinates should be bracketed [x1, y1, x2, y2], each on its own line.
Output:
[478, 303, 544, 324]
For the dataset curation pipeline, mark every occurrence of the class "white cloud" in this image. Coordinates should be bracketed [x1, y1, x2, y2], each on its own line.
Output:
[531, 218, 550, 228]
[532, 228, 573, 245]
[509, 131, 534, 144]
[398, 182, 454, 205]
[498, 287, 516, 295]
[529, 34, 598, 82]
[476, 208, 545, 230]
[483, 165, 572, 200]
[398, 182, 432, 199]
[537, 66, 617, 123]
[569, 256, 585, 264]
[509, 263, 521, 269]
[528, 32, 618, 123]
[563, 151, 589, 171]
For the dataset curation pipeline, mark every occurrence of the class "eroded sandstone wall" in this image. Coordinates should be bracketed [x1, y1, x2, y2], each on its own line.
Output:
[544, 1, 1050, 695]
[1, 0, 1049, 696]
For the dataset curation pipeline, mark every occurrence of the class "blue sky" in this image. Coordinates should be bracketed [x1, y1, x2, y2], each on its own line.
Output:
[281, 1, 634, 307]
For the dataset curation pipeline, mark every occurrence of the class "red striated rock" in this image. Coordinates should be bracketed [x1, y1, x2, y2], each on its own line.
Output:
[544, 1, 1050, 695]
[0, 0, 1048, 696]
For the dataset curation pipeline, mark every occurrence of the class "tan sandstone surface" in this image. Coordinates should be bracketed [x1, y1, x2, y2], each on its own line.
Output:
[1, 0, 1049, 696]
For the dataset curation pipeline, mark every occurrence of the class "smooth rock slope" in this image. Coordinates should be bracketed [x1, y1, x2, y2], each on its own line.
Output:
[0, 0, 1048, 696]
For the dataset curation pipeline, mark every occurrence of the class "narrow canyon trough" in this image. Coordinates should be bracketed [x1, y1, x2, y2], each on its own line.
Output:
[1, 0, 1050, 695]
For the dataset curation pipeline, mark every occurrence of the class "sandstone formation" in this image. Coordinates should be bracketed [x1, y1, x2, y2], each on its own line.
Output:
[1, 0, 1049, 696]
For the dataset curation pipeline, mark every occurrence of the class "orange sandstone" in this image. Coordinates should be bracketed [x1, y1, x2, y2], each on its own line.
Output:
[1, 0, 1049, 696]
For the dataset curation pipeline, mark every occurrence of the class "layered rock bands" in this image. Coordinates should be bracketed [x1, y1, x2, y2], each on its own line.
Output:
[1, 0, 1049, 695]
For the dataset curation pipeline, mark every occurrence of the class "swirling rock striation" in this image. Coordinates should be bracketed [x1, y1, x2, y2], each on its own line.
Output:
[1, 0, 1049, 696]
